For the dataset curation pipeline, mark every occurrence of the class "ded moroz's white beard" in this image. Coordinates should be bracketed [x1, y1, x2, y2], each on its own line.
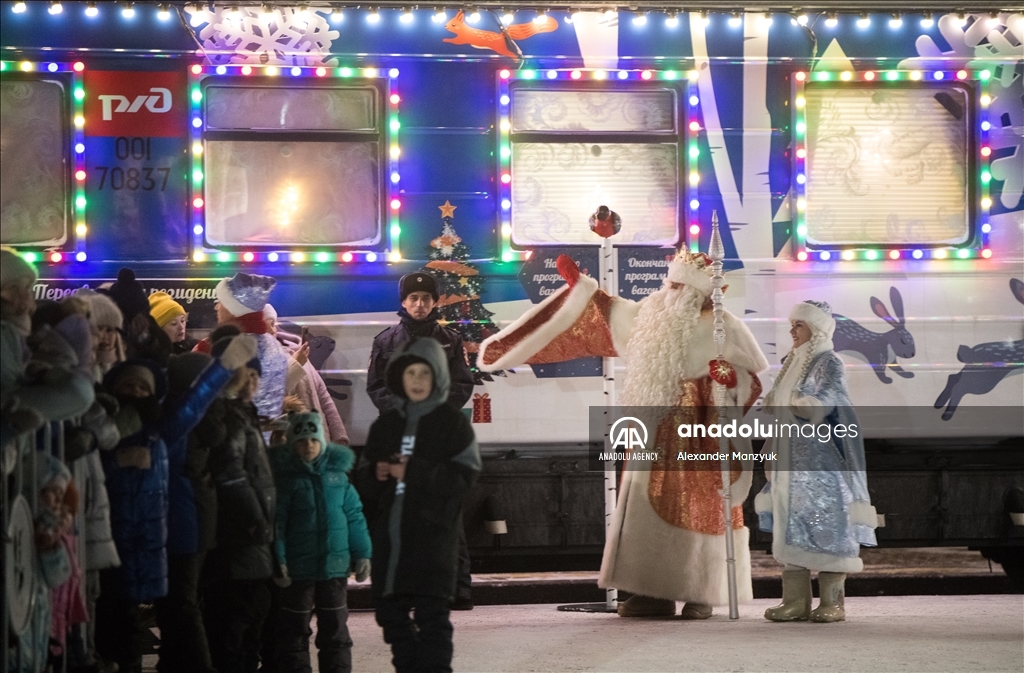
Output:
[621, 283, 705, 407]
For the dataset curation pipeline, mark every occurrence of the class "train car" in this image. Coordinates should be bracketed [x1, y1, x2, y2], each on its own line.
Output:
[2, 3, 1021, 580]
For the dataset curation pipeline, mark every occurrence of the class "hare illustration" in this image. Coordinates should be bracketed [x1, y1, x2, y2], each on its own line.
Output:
[833, 286, 916, 384]
[934, 278, 1024, 420]
[443, 10, 558, 62]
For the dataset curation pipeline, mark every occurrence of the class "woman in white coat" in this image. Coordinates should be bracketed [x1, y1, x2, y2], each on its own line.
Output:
[755, 300, 878, 622]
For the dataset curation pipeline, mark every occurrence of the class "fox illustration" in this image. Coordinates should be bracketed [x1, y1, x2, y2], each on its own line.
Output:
[444, 10, 558, 61]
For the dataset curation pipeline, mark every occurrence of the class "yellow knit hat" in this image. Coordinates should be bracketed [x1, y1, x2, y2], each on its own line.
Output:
[148, 291, 185, 328]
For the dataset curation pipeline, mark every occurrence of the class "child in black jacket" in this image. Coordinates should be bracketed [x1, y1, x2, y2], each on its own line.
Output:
[356, 337, 480, 673]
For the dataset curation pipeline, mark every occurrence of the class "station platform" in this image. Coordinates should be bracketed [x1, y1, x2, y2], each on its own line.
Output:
[140, 547, 1021, 672]
[344, 547, 1019, 609]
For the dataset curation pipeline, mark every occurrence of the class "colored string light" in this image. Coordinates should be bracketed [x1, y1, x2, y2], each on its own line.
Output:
[791, 66, 992, 262]
[187, 63, 402, 263]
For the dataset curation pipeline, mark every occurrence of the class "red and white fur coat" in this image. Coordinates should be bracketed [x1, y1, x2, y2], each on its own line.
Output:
[480, 270, 769, 605]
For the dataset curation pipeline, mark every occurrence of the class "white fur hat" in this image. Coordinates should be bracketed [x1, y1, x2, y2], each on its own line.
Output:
[263, 303, 277, 321]
[666, 250, 713, 297]
[790, 300, 835, 339]
[78, 289, 124, 330]
[0, 248, 37, 289]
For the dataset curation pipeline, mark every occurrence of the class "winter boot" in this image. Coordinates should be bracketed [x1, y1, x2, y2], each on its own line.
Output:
[680, 603, 713, 620]
[617, 594, 676, 618]
[764, 568, 812, 622]
[809, 572, 846, 622]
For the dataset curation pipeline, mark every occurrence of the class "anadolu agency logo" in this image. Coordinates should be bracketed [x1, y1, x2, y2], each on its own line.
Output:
[601, 417, 659, 461]
[610, 417, 648, 450]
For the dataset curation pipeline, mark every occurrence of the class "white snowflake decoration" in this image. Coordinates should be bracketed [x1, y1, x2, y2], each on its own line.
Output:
[185, 6, 340, 66]
[900, 13, 1024, 210]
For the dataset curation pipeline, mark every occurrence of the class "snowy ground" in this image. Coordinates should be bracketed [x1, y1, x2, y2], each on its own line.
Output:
[144, 594, 1023, 672]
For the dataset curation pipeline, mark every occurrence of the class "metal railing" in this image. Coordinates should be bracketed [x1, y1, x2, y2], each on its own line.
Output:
[3, 418, 85, 673]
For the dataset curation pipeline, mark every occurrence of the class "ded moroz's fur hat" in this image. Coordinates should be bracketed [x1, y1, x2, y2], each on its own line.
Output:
[666, 250, 714, 297]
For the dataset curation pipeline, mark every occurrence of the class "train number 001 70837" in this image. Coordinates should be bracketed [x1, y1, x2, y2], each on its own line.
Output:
[93, 166, 170, 191]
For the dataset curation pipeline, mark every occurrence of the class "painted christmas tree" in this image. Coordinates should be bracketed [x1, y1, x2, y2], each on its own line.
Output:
[422, 201, 503, 383]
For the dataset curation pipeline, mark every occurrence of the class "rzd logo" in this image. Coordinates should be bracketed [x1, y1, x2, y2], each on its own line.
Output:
[98, 88, 172, 121]
[609, 417, 648, 450]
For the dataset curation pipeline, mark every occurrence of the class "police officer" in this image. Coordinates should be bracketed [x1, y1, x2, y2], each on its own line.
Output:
[366, 272, 474, 415]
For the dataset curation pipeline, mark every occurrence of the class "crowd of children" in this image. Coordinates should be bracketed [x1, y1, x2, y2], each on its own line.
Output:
[3, 253, 478, 673]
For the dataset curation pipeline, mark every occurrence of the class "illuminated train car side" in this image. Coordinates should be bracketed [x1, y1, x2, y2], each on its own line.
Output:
[2, 4, 1021, 575]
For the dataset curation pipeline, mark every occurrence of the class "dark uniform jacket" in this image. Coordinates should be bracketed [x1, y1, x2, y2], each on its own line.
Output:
[366, 308, 474, 414]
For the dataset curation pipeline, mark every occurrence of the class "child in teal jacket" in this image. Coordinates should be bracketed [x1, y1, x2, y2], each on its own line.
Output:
[271, 411, 371, 673]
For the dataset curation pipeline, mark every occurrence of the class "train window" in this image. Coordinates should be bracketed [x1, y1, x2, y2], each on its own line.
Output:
[803, 83, 971, 248]
[507, 85, 680, 246]
[205, 86, 378, 131]
[201, 83, 383, 248]
[0, 78, 69, 247]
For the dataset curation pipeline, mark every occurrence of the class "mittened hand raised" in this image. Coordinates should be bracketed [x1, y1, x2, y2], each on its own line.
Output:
[353, 558, 371, 582]
[708, 359, 738, 388]
[556, 254, 580, 288]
